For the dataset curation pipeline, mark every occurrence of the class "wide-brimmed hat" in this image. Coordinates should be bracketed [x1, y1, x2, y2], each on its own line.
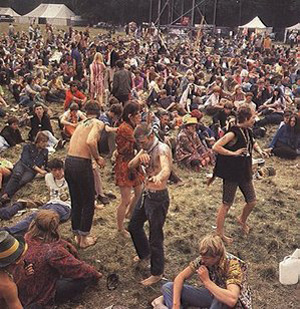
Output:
[0, 231, 27, 268]
[183, 117, 198, 126]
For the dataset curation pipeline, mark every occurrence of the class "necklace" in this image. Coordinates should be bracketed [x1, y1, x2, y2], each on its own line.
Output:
[54, 177, 65, 188]
[239, 127, 252, 155]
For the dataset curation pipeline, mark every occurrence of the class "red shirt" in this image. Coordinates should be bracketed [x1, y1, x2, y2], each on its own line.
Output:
[64, 89, 86, 110]
[14, 236, 100, 307]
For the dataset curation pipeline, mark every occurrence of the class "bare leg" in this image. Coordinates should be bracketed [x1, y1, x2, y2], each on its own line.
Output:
[117, 186, 132, 236]
[97, 92, 104, 110]
[93, 166, 104, 197]
[237, 201, 256, 234]
[216, 203, 233, 244]
[74, 235, 81, 246]
[125, 184, 143, 219]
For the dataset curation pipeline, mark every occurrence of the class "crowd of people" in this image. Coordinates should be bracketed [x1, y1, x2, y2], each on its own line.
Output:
[0, 21, 300, 308]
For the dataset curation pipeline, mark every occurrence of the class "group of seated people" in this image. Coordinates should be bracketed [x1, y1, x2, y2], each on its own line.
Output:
[0, 22, 299, 309]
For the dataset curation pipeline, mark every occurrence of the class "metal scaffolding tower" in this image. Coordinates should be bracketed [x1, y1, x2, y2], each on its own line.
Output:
[149, 0, 209, 27]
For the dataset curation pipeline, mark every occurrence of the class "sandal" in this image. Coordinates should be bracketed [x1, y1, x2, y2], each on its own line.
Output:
[106, 273, 119, 290]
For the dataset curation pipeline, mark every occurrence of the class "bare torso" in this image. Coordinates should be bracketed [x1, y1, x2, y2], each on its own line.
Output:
[0, 270, 18, 309]
[68, 117, 104, 159]
[144, 140, 172, 191]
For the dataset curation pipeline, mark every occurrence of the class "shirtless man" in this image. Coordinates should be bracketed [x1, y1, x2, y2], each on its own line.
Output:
[65, 101, 105, 249]
[0, 231, 33, 309]
[128, 123, 172, 286]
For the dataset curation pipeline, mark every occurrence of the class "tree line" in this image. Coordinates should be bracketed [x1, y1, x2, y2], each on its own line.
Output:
[2, 0, 300, 28]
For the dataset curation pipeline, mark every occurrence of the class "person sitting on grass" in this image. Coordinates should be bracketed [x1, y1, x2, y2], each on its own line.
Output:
[0, 116, 24, 153]
[0, 231, 33, 309]
[266, 114, 300, 159]
[154, 234, 252, 309]
[60, 102, 86, 139]
[0, 131, 49, 206]
[176, 117, 214, 172]
[0, 158, 71, 236]
[13, 210, 102, 308]
[28, 103, 64, 151]
[64, 81, 87, 111]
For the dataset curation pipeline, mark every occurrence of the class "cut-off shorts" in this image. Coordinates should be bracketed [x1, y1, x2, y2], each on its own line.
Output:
[222, 179, 256, 206]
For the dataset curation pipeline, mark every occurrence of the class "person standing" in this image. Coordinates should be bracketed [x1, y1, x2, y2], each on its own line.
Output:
[71, 42, 83, 81]
[114, 103, 143, 236]
[65, 102, 105, 249]
[112, 60, 132, 105]
[128, 123, 172, 286]
[212, 105, 267, 243]
[106, 42, 119, 84]
[90, 52, 106, 109]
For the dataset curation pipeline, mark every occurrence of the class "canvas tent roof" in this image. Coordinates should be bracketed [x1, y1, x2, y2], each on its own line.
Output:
[239, 16, 267, 29]
[0, 7, 20, 17]
[286, 23, 300, 31]
[23, 4, 75, 19]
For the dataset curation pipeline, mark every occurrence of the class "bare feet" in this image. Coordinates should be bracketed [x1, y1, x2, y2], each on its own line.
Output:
[141, 274, 163, 286]
[216, 233, 233, 244]
[79, 236, 97, 249]
[118, 229, 130, 238]
[74, 235, 81, 246]
[237, 216, 250, 234]
[133, 255, 141, 263]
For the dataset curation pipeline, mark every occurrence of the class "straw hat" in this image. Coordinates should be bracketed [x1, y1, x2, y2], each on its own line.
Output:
[183, 117, 198, 126]
[0, 231, 27, 268]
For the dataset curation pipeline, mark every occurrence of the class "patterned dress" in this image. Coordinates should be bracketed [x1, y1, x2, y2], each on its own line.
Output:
[115, 121, 144, 187]
[90, 62, 105, 96]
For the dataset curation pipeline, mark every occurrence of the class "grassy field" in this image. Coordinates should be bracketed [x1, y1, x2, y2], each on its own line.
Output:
[0, 22, 299, 309]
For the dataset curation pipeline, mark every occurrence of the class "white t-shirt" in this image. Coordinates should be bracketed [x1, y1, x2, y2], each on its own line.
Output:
[45, 173, 71, 208]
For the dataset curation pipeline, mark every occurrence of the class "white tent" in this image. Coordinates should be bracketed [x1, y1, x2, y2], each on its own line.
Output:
[286, 23, 300, 31]
[239, 16, 267, 29]
[17, 4, 76, 26]
[0, 7, 20, 17]
[284, 22, 300, 43]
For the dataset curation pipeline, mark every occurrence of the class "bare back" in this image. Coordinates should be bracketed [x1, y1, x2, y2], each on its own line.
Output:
[68, 117, 104, 159]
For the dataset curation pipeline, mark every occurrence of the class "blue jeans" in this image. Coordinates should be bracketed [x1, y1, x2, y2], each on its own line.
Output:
[128, 189, 169, 276]
[161, 282, 230, 309]
[0, 202, 24, 220]
[1, 202, 71, 235]
[3, 161, 36, 198]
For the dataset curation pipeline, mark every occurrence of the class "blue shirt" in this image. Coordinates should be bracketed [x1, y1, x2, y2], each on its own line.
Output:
[20, 143, 48, 170]
[99, 113, 113, 126]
